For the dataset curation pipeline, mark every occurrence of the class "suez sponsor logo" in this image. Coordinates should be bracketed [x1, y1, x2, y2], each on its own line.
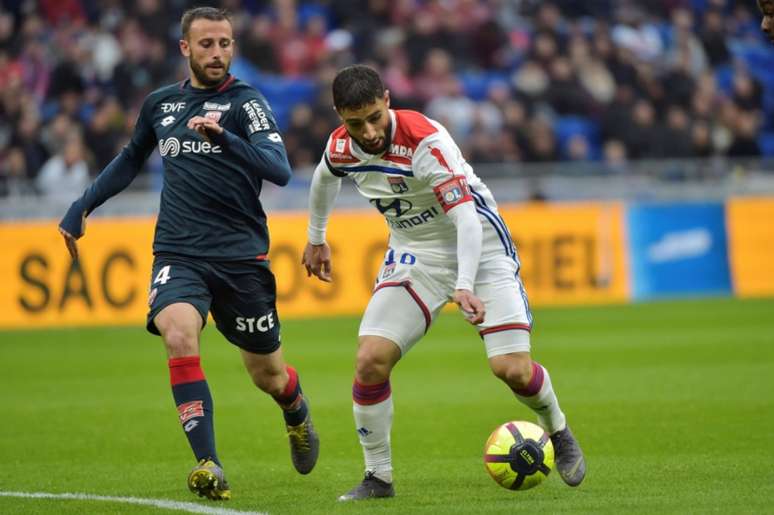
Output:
[235, 312, 276, 333]
[158, 137, 221, 157]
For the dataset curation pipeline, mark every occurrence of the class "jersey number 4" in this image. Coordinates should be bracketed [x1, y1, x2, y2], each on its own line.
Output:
[154, 265, 172, 285]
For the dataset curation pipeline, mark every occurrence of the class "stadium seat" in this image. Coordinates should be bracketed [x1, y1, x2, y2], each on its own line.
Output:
[458, 71, 511, 101]
[553, 116, 602, 161]
[757, 132, 774, 157]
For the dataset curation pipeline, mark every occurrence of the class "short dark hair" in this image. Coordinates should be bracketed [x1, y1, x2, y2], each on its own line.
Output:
[181, 7, 231, 39]
[332, 65, 385, 111]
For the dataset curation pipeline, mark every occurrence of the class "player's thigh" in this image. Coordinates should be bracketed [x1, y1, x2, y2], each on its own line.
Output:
[146, 255, 211, 337]
[475, 256, 533, 358]
[209, 262, 281, 354]
[360, 250, 452, 356]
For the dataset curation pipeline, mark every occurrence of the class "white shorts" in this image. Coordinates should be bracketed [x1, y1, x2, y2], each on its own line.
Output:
[358, 248, 533, 358]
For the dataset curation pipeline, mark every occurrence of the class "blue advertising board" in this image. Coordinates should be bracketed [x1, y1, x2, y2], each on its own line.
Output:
[627, 203, 732, 300]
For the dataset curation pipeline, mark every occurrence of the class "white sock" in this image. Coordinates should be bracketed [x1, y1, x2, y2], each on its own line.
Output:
[353, 395, 394, 483]
[513, 362, 566, 434]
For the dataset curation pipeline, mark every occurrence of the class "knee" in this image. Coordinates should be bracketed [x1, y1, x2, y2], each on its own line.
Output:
[491, 355, 533, 390]
[250, 366, 287, 397]
[162, 325, 198, 358]
[355, 346, 392, 384]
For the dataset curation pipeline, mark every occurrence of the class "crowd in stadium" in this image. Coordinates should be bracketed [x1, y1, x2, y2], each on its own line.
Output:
[0, 0, 772, 197]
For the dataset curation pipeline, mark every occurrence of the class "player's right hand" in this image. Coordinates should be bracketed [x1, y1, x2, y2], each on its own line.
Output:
[452, 289, 485, 325]
[59, 224, 82, 260]
[302, 242, 332, 282]
[59, 206, 87, 260]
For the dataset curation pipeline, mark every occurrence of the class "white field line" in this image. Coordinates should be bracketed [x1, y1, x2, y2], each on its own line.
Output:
[0, 491, 268, 515]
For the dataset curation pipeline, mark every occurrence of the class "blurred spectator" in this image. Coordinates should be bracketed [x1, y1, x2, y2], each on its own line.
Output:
[602, 139, 629, 173]
[2, 0, 774, 199]
[657, 105, 694, 158]
[700, 8, 730, 66]
[727, 110, 762, 157]
[35, 133, 90, 197]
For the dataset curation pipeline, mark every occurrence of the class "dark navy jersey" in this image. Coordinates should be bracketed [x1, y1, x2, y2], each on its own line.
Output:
[62, 75, 292, 261]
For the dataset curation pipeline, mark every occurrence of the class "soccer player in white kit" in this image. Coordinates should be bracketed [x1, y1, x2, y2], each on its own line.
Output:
[302, 65, 586, 500]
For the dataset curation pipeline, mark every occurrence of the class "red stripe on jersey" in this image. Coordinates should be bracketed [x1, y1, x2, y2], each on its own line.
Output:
[433, 175, 473, 213]
[217, 75, 236, 92]
[256, 254, 267, 261]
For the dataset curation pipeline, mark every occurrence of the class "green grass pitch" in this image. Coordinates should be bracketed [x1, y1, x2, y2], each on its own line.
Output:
[1, 297, 773, 514]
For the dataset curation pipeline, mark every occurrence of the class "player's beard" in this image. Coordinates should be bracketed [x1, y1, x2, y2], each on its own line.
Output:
[354, 119, 392, 155]
[189, 57, 230, 88]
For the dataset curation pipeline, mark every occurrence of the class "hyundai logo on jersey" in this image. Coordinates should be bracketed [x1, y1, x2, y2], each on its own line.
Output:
[370, 198, 413, 217]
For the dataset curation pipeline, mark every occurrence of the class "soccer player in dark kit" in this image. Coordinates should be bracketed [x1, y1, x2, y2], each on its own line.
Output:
[58, 7, 319, 501]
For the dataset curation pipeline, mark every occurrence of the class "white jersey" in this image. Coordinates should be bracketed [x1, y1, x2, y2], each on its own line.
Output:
[322, 109, 518, 266]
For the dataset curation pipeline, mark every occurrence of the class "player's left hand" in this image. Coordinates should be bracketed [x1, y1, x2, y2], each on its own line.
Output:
[302, 242, 333, 282]
[187, 116, 223, 142]
[451, 289, 485, 325]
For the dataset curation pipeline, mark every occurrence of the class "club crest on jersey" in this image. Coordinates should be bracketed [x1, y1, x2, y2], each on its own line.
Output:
[442, 184, 463, 203]
[204, 111, 222, 122]
[388, 176, 409, 193]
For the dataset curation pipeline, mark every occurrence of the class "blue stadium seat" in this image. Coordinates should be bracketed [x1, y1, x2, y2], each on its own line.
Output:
[553, 116, 601, 160]
[458, 71, 510, 101]
[758, 132, 774, 156]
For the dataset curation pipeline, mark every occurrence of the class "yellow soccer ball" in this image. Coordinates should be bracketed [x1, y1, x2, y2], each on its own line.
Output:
[484, 420, 554, 491]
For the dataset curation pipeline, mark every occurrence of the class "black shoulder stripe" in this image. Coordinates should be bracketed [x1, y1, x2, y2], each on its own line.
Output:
[324, 153, 348, 177]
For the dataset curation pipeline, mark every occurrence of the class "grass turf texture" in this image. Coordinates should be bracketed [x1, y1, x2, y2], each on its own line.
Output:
[1, 297, 772, 514]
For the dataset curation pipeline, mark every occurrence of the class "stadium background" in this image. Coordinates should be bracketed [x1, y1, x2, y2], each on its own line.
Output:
[1, 1, 773, 514]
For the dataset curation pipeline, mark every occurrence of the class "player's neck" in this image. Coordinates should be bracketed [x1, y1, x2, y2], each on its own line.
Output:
[188, 74, 230, 90]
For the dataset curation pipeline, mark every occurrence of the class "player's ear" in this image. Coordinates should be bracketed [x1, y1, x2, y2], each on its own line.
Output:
[179, 38, 190, 57]
[384, 89, 391, 109]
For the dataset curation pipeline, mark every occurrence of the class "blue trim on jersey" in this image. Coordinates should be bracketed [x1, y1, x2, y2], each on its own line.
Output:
[470, 188, 516, 259]
[338, 164, 414, 177]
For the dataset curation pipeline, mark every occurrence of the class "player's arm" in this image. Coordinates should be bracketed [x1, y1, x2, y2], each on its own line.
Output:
[302, 155, 343, 282]
[59, 98, 157, 259]
[416, 136, 485, 324]
[198, 95, 292, 186]
[445, 196, 484, 324]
